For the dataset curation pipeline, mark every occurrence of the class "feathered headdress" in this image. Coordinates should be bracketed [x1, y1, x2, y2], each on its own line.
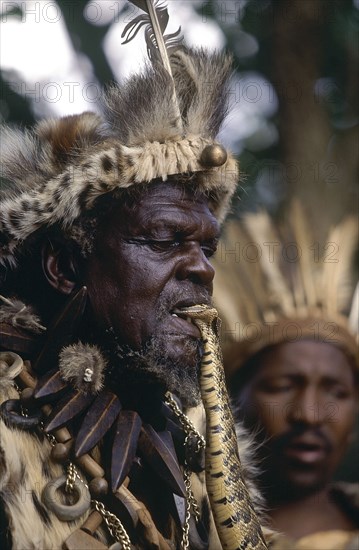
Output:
[0, 0, 238, 269]
[213, 200, 359, 376]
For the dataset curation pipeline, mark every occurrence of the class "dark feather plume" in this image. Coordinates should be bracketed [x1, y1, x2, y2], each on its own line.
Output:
[122, 0, 183, 131]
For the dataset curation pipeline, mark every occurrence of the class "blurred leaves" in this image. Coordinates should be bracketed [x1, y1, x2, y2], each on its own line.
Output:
[59, 0, 115, 85]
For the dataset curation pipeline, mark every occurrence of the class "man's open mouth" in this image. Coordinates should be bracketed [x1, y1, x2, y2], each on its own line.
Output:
[284, 436, 329, 465]
[168, 304, 202, 338]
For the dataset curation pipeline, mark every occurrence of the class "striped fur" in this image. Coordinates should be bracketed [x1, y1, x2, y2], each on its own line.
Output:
[0, 384, 94, 549]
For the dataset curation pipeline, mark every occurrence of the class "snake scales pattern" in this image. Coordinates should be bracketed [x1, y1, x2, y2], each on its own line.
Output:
[180, 305, 268, 550]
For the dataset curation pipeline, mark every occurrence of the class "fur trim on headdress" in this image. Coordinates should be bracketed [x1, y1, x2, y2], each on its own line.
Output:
[213, 201, 359, 375]
[0, 49, 238, 268]
[59, 342, 107, 394]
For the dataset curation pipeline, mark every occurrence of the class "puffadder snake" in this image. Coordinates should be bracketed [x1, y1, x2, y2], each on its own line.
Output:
[177, 305, 267, 550]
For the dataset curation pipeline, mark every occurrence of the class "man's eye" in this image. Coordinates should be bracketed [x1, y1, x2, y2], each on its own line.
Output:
[201, 242, 218, 258]
[147, 239, 179, 251]
[267, 386, 292, 393]
[329, 387, 350, 399]
[259, 381, 293, 394]
[201, 246, 215, 258]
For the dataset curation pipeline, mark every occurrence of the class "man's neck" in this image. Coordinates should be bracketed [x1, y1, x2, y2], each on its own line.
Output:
[268, 487, 356, 540]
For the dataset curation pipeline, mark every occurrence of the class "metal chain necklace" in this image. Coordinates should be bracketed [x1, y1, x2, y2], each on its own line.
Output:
[93, 500, 132, 550]
[165, 392, 205, 550]
[164, 392, 206, 452]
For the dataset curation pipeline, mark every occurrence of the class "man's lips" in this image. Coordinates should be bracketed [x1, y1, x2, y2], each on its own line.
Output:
[168, 313, 201, 338]
[283, 435, 330, 465]
[168, 304, 203, 338]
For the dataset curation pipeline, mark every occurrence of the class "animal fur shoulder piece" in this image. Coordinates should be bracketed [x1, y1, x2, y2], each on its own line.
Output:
[0, 382, 95, 549]
[0, 47, 238, 268]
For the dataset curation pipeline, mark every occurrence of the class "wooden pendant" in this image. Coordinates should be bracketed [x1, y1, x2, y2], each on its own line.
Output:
[173, 494, 186, 529]
[44, 390, 94, 432]
[63, 510, 106, 549]
[155, 430, 187, 531]
[157, 430, 177, 458]
[126, 457, 183, 541]
[33, 368, 69, 401]
[138, 425, 186, 498]
[33, 286, 87, 374]
[111, 410, 142, 492]
[0, 322, 41, 356]
[51, 441, 72, 463]
[75, 390, 122, 457]
[164, 417, 186, 462]
[161, 401, 182, 424]
[105, 492, 137, 542]
[63, 529, 108, 550]
[162, 404, 205, 472]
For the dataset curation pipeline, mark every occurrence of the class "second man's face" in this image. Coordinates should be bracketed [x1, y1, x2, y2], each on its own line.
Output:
[238, 340, 358, 497]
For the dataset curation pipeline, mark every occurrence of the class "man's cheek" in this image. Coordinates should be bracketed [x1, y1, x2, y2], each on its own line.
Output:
[253, 398, 283, 429]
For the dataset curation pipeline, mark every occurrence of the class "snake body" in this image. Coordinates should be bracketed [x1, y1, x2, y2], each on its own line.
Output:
[178, 305, 267, 550]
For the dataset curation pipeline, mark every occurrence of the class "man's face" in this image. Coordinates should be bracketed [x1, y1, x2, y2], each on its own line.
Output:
[238, 340, 358, 499]
[83, 182, 219, 404]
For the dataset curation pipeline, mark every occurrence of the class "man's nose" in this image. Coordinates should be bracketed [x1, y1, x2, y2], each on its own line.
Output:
[175, 243, 215, 286]
[286, 388, 327, 426]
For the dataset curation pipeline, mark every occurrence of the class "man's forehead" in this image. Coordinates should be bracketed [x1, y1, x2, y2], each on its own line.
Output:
[137, 187, 218, 228]
[136, 181, 212, 206]
[95, 181, 219, 239]
[137, 192, 214, 220]
[138, 178, 209, 204]
[257, 341, 353, 380]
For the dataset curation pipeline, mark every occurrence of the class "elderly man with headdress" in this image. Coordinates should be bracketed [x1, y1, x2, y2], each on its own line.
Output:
[213, 202, 359, 550]
[0, 3, 272, 550]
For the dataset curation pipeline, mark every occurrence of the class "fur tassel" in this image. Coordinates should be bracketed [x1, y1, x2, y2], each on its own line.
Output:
[0, 295, 46, 333]
[59, 342, 107, 394]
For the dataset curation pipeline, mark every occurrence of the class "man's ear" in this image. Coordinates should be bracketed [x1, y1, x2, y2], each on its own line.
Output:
[42, 240, 80, 295]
